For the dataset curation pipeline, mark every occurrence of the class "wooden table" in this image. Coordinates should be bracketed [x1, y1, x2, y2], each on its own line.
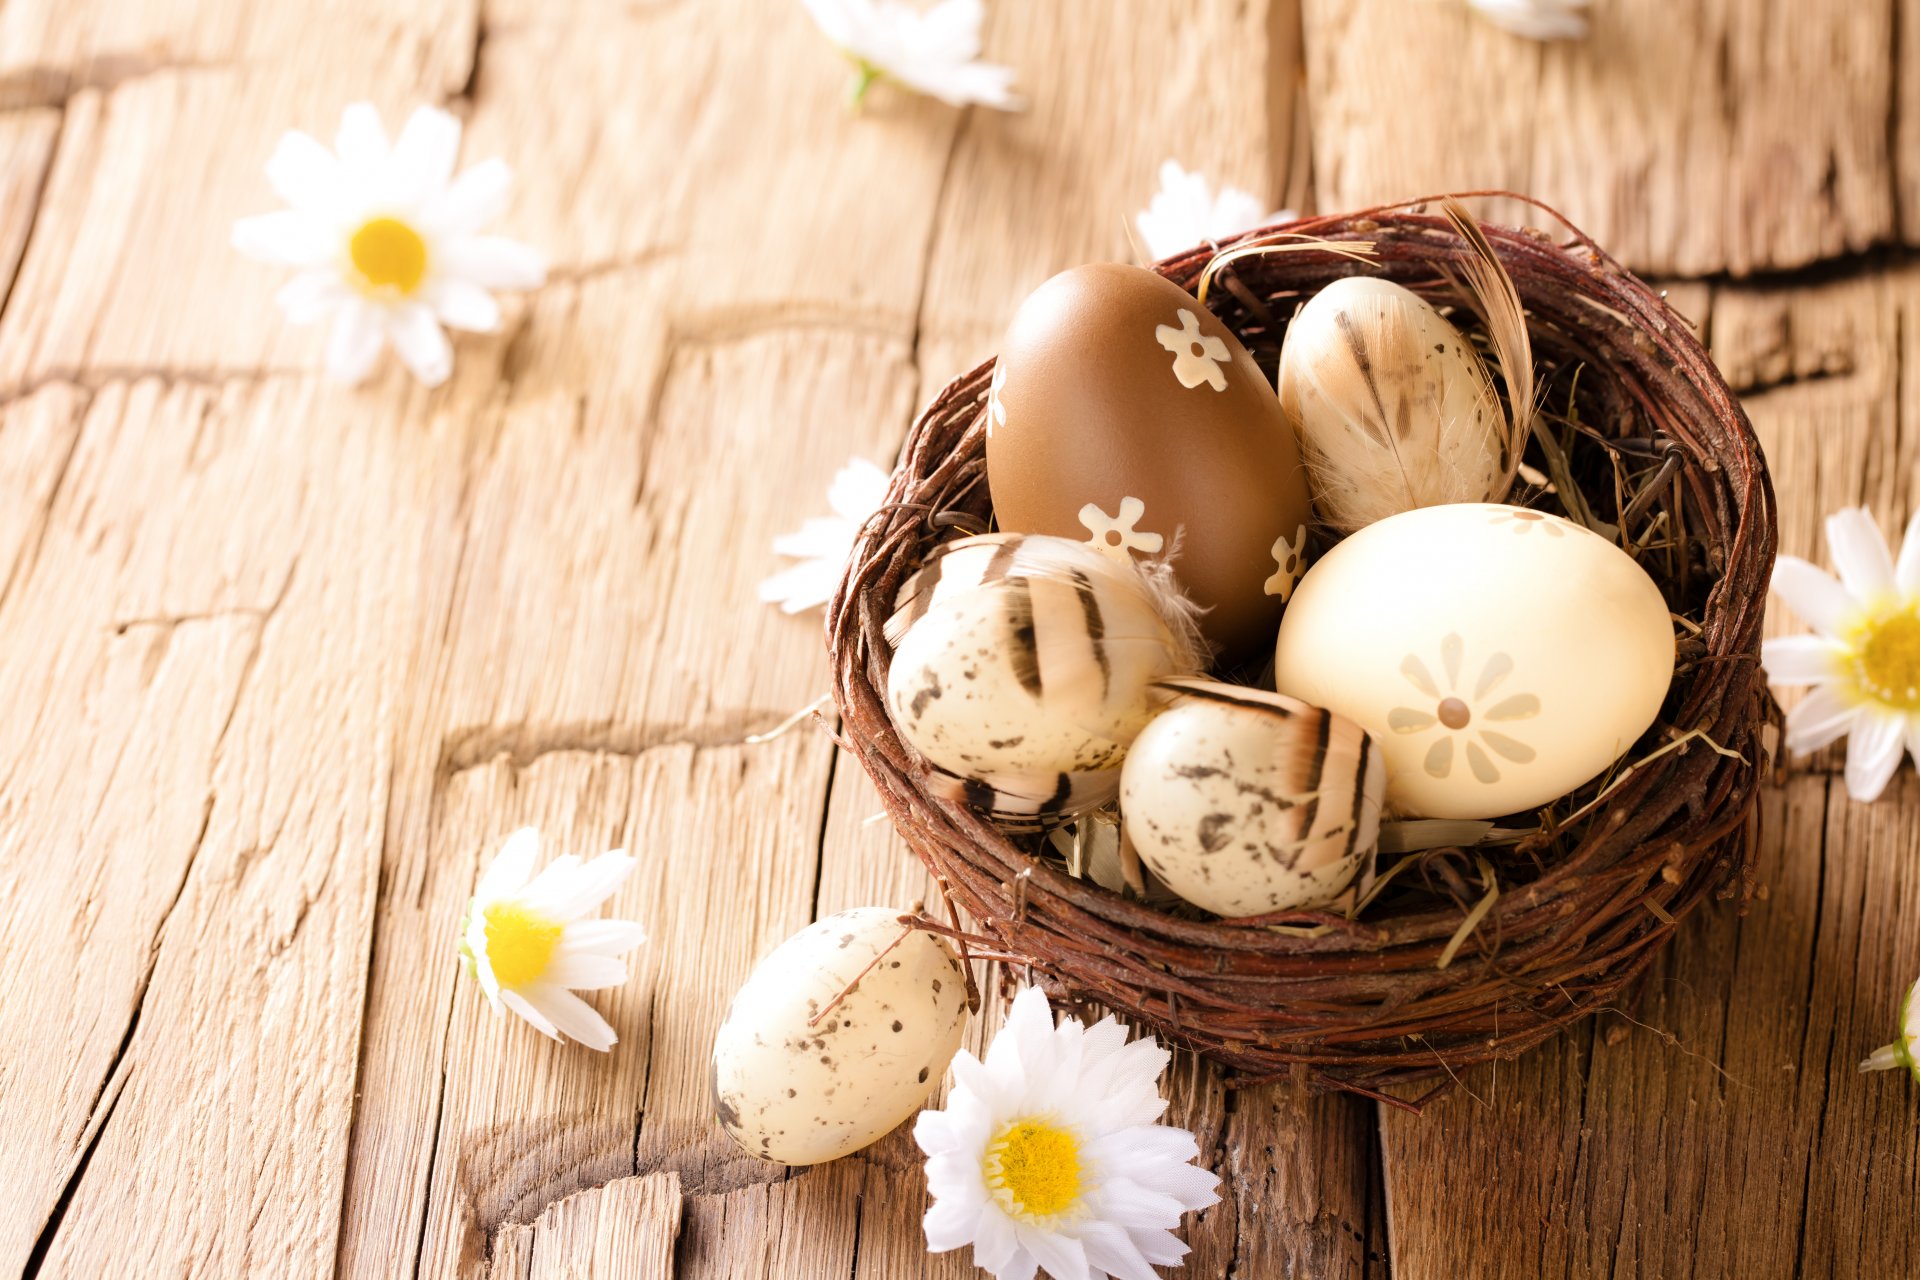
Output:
[0, 2, 1914, 1276]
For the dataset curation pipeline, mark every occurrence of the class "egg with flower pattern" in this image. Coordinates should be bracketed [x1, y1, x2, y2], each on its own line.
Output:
[1272, 503, 1676, 819]
[985, 262, 1315, 664]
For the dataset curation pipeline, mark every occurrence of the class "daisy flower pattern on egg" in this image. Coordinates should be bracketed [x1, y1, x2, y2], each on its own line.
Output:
[1078, 496, 1164, 565]
[233, 103, 547, 386]
[915, 986, 1220, 1280]
[1764, 506, 1920, 802]
[1388, 633, 1541, 784]
[1155, 309, 1230, 391]
[459, 828, 647, 1051]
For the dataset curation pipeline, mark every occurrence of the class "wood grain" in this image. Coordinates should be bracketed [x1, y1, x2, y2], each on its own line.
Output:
[1303, 0, 1898, 277]
[0, 0, 1913, 1276]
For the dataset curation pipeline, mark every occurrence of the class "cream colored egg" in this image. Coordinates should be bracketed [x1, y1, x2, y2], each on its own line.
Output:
[1273, 503, 1675, 820]
[712, 908, 969, 1166]
[884, 533, 1203, 823]
[1120, 679, 1386, 917]
[1278, 277, 1507, 533]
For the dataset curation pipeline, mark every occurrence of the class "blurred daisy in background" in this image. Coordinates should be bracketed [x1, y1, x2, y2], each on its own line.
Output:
[459, 828, 646, 1050]
[915, 986, 1219, 1280]
[1763, 506, 1920, 802]
[760, 456, 890, 614]
[801, 0, 1023, 111]
[1135, 161, 1289, 263]
[234, 102, 547, 387]
[1467, 0, 1589, 40]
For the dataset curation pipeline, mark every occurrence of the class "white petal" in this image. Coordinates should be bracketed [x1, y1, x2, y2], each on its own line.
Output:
[1783, 684, 1859, 755]
[757, 558, 839, 614]
[440, 236, 547, 290]
[386, 105, 463, 207]
[1078, 1221, 1160, 1280]
[477, 828, 543, 903]
[522, 851, 635, 920]
[1014, 1222, 1087, 1280]
[387, 303, 454, 387]
[772, 518, 855, 560]
[972, 1209, 1020, 1274]
[1845, 710, 1906, 802]
[922, 1191, 984, 1253]
[1825, 507, 1896, 601]
[828, 457, 891, 522]
[800, 0, 858, 47]
[560, 918, 649, 954]
[1895, 509, 1920, 595]
[1760, 634, 1845, 688]
[500, 987, 561, 1040]
[274, 270, 350, 324]
[424, 157, 513, 237]
[521, 984, 619, 1050]
[325, 301, 387, 385]
[1770, 557, 1854, 637]
[542, 950, 630, 990]
[232, 210, 337, 267]
[264, 130, 342, 211]
[427, 277, 501, 332]
[334, 102, 391, 175]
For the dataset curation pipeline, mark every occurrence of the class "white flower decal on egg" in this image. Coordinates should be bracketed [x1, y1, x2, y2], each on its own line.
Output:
[1078, 496, 1164, 564]
[1387, 633, 1541, 784]
[1490, 508, 1571, 537]
[1155, 308, 1230, 391]
[1265, 524, 1307, 600]
[985, 362, 1008, 437]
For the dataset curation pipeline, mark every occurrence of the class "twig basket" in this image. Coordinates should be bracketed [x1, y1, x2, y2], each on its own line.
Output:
[827, 196, 1777, 1103]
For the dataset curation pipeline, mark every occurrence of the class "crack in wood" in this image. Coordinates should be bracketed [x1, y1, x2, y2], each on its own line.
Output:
[0, 55, 230, 113]
[437, 713, 799, 777]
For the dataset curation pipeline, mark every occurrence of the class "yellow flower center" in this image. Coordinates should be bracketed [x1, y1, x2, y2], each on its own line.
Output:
[1848, 605, 1920, 710]
[984, 1117, 1084, 1221]
[348, 216, 428, 295]
[483, 901, 562, 988]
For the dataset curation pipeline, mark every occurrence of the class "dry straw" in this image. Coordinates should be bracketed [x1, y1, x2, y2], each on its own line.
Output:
[827, 194, 1777, 1107]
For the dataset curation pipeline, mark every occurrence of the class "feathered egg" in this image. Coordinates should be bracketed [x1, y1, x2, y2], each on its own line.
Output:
[1120, 678, 1386, 916]
[1277, 277, 1511, 533]
[884, 533, 1204, 824]
[712, 908, 970, 1166]
[1273, 503, 1675, 820]
[985, 262, 1316, 662]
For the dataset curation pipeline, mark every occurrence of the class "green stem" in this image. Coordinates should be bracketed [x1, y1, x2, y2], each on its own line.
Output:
[849, 61, 883, 111]
[1859, 1042, 1906, 1073]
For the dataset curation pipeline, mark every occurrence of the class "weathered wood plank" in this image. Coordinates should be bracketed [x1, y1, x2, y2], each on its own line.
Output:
[0, 110, 59, 310]
[1302, 0, 1897, 277]
[1373, 264, 1920, 1278]
[489, 1172, 683, 1280]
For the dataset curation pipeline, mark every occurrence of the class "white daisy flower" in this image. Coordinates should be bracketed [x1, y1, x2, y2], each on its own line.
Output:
[458, 828, 647, 1051]
[759, 456, 890, 614]
[1859, 976, 1919, 1083]
[800, 0, 1023, 112]
[914, 986, 1220, 1280]
[1466, 0, 1589, 40]
[1763, 506, 1920, 803]
[233, 102, 547, 387]
[1134, 160, 1290, 263]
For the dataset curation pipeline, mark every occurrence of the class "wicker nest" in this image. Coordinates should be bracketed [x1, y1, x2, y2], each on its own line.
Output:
[827, 195, 1777, 1104]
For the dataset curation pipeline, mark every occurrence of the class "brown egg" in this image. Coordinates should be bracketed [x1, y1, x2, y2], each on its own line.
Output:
[985, 262, 1314, 664]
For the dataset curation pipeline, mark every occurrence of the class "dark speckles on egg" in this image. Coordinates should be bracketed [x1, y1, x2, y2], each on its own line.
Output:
[709, 906, 974, 1166]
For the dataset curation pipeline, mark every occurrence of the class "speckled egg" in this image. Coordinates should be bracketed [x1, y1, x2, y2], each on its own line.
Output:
[711, 908, 969, 1166]
[1120, 679, 1386, 916]
[884, 533, 1203, 824]
[1273, 503, 1676, 820]
[985, 262, 1315, 663]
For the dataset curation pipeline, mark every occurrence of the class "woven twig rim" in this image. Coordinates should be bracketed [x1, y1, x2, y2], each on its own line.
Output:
[827, 194, 1778, 1098]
